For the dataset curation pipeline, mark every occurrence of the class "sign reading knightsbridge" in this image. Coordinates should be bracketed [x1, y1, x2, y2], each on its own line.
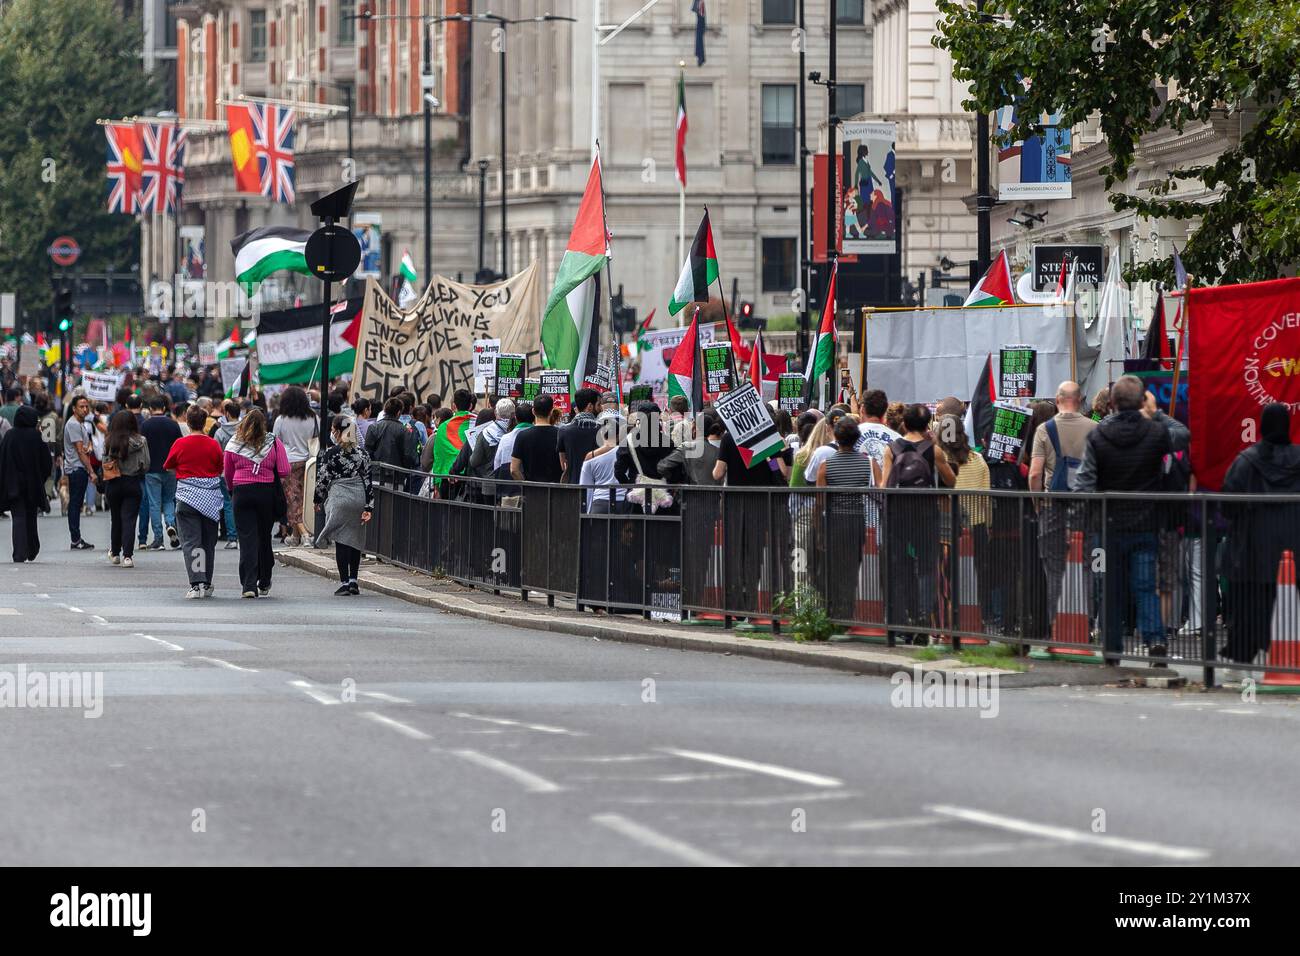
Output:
[350, 263, 543, 403]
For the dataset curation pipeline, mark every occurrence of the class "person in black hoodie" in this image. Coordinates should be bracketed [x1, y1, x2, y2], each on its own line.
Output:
[0, 406, 53, 561]
[1074, 375, 1173, 657]
[1221, 402, 1300, 671]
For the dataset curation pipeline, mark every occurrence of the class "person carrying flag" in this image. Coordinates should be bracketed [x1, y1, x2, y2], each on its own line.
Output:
[428, 389, 476, 490]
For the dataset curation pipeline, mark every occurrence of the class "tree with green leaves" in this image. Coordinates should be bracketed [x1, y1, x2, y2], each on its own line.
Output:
[0, 0, 155, 326]
[935, 0, 1300, 285]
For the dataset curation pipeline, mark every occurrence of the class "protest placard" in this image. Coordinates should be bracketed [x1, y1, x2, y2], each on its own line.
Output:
[985, 401, 1032, 463]
[540, 369, 571, 415]
[521, 378, 541, 403]
[999, 344, 1037, 398]
[473, 338, 501, 394]
[714, 382, 784, 467]
[702, 341, 735, 397]
[495, 353, 525, 399]
[83, 372, 122, 403]
[778, 373, 805, 413]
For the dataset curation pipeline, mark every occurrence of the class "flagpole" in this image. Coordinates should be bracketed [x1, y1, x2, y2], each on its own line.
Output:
[592, 141, 620, 399]
[1169, 275, 1191, 417]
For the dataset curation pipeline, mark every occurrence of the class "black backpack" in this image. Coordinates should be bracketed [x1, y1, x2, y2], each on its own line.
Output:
[887, 438, 935, 488]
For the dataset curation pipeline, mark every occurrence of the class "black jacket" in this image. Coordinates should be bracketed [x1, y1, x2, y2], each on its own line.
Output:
[1084, 410, 1170, 528]
[0, 407, 53, 509]
[364, 417, 418, 471]
[1222, 440, 1300, 582]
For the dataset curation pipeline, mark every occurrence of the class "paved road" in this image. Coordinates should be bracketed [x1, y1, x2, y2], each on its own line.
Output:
[1, 509, 1296, 866]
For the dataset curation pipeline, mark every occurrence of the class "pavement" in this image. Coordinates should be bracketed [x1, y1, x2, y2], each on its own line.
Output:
[2, 508, 1299, 866]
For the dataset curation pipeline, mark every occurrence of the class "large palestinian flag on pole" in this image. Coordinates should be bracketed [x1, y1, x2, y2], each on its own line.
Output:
[231, 226, 312, 293]
[542, 154, 608, 391]
[254, 298, 360, 385]
[962, 249, 1016, 307]
[669, 210, 719, 315]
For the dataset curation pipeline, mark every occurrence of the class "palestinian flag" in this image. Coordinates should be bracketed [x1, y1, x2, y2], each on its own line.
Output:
[965, 353, 998, 453]
[254, 297, 360, 385]
[231, 226, 312, 293]
[803, 260, 837, 402]
[430, 410, 473, 478]
[542, 155, 608, 392]
[669, 210, 719, 315]
[397, 249, 419, 307]
[667, 307, 704, 411]
[675, 70, 688, 187]
[748, 329, 768, 392]
[962, 249, 1016, 307]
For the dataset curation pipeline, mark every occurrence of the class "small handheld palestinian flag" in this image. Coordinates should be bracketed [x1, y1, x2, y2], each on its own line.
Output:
[748, 329, 768, 393]
[667, 307, 704, 412]
[231, 226, 312, 294]
[963, 249, 1016, 307]
[669, 210, 719, 315]
[803, 260, 837, 404]
[397, 250, 419, 307]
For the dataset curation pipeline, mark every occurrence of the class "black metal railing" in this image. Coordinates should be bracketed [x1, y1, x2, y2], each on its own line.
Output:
[359, 463, 1300, 687]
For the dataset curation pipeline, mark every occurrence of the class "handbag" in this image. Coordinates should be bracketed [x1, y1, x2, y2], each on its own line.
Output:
[101, 457, 121, 482]
[625, 438, 674, 513]
[269, 438, 289, 522]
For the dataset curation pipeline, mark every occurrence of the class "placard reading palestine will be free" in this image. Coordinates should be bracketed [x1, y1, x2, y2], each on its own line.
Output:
[495, 353, 525, 399]
[999, 344, 1037, 399]
[985, 401, 1032, 464]
[778, 373, 805, 413]
[702, 342, 735, 396]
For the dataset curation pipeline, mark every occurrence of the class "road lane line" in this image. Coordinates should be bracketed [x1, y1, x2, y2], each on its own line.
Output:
[288, 680, 340, 706]
[449, 711, 581, 735]
[89, 615, 108, 626]
[926, 805, 1210, 862]
[60, 604, 84, 614]
[658, 748, 843, 788]
[591, 814, 741, 867]
[538, 754, 668, 763]
[135, 633, 183, 651]
[193, 656, 259, 673]
[615, 790, 859, 807]
[359, 711, 432, 740]
[837, 817, 947, 832]
[449, 749, 562, 793]
[359, 691, 412, 704]
[35, 594, 49, 599]
[0, 608, 20, 615]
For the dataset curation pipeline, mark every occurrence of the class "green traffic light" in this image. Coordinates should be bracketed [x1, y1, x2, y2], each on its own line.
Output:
[58, 318, 71, 332]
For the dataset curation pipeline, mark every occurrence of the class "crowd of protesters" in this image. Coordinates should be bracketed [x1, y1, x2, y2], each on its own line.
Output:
[5, 349, 1300, 679]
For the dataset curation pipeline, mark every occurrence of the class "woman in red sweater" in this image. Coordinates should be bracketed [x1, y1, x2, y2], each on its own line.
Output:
[165, 405, 226, 599]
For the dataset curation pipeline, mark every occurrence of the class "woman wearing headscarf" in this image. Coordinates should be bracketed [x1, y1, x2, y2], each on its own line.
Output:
[166, 404, 226, 599]
[1221, 403, 1300, 672]
[312, 416, 373, 595]
[0, 406, 53, 562]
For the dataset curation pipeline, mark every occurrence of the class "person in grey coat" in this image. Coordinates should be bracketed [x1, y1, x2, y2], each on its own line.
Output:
[313, 417, 374, 595]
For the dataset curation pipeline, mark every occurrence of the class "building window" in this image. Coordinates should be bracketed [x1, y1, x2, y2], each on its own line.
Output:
[837, 0, 865, 23]
[838, 83, 865, 119]
[762, 0, 796, 24]
[762, 238, 797, 293]
[761, 85, 796, 165]
[249, 9, 267, 62]
[338, 0, 355, 43]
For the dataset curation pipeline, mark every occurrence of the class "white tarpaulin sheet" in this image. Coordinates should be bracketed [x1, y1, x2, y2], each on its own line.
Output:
[865, 305, 1097, 402]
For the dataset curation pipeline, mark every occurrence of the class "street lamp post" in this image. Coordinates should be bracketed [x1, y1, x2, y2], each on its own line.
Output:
[797, 0, 809, 366]
[477, 159, 489, 278]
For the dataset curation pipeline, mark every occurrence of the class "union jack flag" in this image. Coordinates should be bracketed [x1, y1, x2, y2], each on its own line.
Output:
[138, 122, 187, 215]
[251, 104, 296, 204]
[104, 122, 142, 215]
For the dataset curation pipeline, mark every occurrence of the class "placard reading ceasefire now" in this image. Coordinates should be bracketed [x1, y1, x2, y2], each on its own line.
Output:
[350, 264, 543, 404]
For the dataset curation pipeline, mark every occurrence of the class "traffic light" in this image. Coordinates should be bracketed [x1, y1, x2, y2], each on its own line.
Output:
[52, 285, 74, 336]
[58, 317, 71, 333]
[610, 283, 637, 333]
[737, 300, 758, 329]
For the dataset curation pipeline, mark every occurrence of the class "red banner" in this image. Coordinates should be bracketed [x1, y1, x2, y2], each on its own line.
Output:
[1189, 276, 1300, 489]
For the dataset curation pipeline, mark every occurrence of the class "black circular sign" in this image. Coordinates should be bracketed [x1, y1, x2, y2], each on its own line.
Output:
[304, 225, 362, 283]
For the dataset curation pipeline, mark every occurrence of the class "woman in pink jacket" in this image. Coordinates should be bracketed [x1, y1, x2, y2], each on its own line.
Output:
[223, 408, 289, 598]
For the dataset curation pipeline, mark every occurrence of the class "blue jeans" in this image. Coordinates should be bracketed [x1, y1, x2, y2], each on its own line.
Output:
[221, 483, 237, 540]
[1105, 531, 1162, 652]
[66, 467, 89, 543]
[144, 471, 177, 542]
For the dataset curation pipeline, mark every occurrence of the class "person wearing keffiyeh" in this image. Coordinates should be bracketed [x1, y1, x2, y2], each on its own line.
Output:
[165, 405, 228, 599]
[313, 416, 374, 595]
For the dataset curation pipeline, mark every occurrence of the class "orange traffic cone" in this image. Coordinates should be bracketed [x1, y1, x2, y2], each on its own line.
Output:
[1032, 529, 1102, 663]
[1260, 550, 1300, 694]
[838, 527, 888, 643]
[685, 518, 728, 626]
[935, 528, 988, 647]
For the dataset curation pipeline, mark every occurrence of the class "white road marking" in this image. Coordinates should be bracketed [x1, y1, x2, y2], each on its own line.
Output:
[35, 594, 49, 599]
[1221, 708, 1259, 715]
[22, 582, 35, 587]
[60, 605, 84, 614]
[359, 711, 431, 741]
[288, 680, 340, 706]
[926, 805, 1210, 862]
[789, 840, 1052, 859]
[448, 749, 563, 793]
[449, 711, 581, 735]
[89, 615, 108, 626]
[0, 608, 20, 615]
[658, 748, 843, 789]
[135, 633, 183, 651]
[836, 816, 947, 832]
[538, 754, 668, 764]
[193, 656, 259, 673]
[359, 691, 412, 704]
[591, 813, 741, 867]
[616, 790, 860, 807]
